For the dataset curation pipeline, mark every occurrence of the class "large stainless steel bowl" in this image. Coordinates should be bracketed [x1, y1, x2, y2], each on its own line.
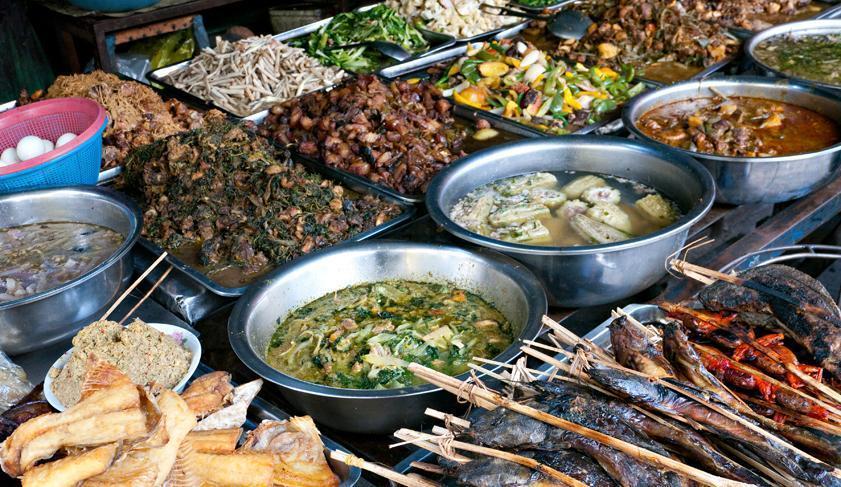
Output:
[0, 187, 141, 354]
[623, 76, 841, 204]
[228, 241, 547, 434]
[746, 20, 841, 93]
[425, 136, 715, 307]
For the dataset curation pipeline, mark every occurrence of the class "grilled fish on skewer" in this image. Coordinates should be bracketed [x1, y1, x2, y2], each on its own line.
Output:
[698, 265, 841, 377]
[610, 316, 675, 377]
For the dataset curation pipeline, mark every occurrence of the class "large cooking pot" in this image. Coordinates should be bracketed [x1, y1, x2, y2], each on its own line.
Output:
[623, 76, 841, 204]
[0, 186, 141, 354]
[425, 136, 715, 307]
[228, 241, 547, 434]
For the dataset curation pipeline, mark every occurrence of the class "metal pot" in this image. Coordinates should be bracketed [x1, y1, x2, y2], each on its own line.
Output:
[623, 76, 841, 204]
[228, 241, 547, 434]
[425, 136, 715, 307]
[0, 187, 141, 354]
[746, 20, 841, 94]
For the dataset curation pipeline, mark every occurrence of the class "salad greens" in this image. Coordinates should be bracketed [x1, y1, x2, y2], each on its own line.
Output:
[303, 5, 429, 73]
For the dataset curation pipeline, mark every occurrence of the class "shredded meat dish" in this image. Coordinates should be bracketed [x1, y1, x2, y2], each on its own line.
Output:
[123, 112, 402, 285]
[259, 75, 467, 195]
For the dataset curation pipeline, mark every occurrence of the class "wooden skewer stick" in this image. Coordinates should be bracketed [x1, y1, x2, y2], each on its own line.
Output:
[330, 450, 438, 487]
[410, 462, 445, 475]
[118, 266, 173, 326]
[424, 408, 471, 429]
[718, 443, 800, 487]
[735, 392, 841, 435]
[100, 251, 169, 321]
[541, 316, 614, 362]
[407, 363, 753, 487]
[392, 430, 471, 463]
[394, 429, 587, 487]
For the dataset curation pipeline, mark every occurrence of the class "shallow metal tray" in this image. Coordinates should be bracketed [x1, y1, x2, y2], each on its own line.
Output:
[191, 364, 361, 487]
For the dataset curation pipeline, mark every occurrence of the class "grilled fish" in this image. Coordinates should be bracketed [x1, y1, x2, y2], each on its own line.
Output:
[440, 450, 616, 487]
[609, 316, 675, 377]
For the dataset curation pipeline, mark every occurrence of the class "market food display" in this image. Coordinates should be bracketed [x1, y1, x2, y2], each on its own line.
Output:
[48, 319, 192, 408]
[385, 0, 517, 38]
[125, 112, 402, 287]
[301, 4, 430, 73]
[162, 36, 346, 117]
[0, 222, 123, 302]
[260, 75, 469, 195]
[436, 40, 645, 134]
[754, 32, 841, 86]
[637, 95, 841, 156]
[266, 280, 513, 389]
[18, 71, 204, 169]
[450, 172, 679, 245]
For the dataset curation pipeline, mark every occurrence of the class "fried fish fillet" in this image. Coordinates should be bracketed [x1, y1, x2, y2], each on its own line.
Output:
[194, 379, 262, 431]
[181, 372, 233, 419]
[191, 451, 275, 486]
[21, 443, 117, 487]
[242, 417, 339, 487]
[187, 429, 242, 453]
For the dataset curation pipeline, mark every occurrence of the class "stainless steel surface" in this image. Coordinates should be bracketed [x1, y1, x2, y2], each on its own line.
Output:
[0, 187, 142, 354]
[326, 41, 412, 61]
[746, 19, 841, 92]
[623, 76, 841, 204]
[719, 244, 841, 273]
[228, 241, 548, 434]
[425, 136, 716, 307]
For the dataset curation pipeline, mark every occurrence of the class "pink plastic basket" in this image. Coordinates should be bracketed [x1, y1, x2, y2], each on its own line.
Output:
[0, 97, 108, 192]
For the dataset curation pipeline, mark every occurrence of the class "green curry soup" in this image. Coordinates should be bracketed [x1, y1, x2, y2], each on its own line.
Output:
[265, 281, 514, 389]
[754, 33, 841, 86]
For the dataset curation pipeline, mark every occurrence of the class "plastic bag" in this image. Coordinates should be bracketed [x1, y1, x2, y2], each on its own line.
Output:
[0, 351, 31, 413]
[131, 29, 195, 70]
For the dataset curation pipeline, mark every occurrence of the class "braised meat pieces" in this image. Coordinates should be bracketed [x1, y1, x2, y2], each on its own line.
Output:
[259, 75, 467, 195]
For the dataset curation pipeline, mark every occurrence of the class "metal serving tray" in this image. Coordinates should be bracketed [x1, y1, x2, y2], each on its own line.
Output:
[132, 159, 416, 297]
[191, 364, 361, 487]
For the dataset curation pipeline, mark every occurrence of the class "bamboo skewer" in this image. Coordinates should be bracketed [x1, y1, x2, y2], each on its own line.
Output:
[424, 409, 471, 430]
[100, 251, 168, 321]
[330, 450, 438, 487]
[393, 429, 588, 487]
[407, 363, 753, 487]
[410, 462, 445, 475]
[118, 266, 173, 325]
[735, 392, 841, 435]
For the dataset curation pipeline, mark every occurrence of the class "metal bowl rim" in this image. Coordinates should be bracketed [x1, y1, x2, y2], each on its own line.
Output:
[228, 240, 548, 399]
[0, 186, 142, 310]
[745, 19, 841, 93]
[623, 75, 841, 163]
[425, 135, 715, 256]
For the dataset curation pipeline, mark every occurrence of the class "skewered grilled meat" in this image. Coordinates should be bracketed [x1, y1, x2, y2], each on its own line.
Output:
[609, 317, 675, 377]
[587, 364, 840, 486]
[698, 265, 841, 377]
[440, 450, 616, 487]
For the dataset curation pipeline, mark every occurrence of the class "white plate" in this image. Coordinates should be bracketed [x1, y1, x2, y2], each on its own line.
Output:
[43, 322, 201, 412]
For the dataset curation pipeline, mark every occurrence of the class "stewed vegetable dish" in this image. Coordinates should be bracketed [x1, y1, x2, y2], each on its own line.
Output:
[266, 281, 513, 389]
[638, 96, 841, 157]
[450, 172, 679, 246]
[0, 222, 123, 302]
[754, 33, 841, 86]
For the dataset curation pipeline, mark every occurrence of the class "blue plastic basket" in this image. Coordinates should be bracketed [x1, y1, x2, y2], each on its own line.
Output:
[0, 98, 108, 194]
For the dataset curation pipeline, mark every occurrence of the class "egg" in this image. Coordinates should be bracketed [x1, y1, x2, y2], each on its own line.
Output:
[56, 133, 76, 147]
[41, 139, 54, 153]
[0, 148, 19, 167]
[16, 136, 45, 161]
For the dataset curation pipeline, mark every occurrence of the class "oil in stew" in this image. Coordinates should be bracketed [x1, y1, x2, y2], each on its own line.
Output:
[265, 281, 514, 389]
[754, 33, 841, 86]
[638, 96, 841, 157]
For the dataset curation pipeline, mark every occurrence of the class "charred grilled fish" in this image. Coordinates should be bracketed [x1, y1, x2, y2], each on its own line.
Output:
[698, 265, 841, 377]
[609, 317, 675, 378]
[440, 450, 616, 487]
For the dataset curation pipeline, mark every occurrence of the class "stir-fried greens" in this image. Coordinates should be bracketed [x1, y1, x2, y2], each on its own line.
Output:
[754, 33, 841, 86]
[436, 40, 645, 134]
[266, 280, 514, 389]
[302, 5, 428, 73]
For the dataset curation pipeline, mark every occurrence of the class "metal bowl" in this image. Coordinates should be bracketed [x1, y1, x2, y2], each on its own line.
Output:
[228, 241, 547, 434]
[623, 76, 841, 204]
[746, 20, 841, 94]
[425, 136, 715, 307]
[0, 187, 141, 354]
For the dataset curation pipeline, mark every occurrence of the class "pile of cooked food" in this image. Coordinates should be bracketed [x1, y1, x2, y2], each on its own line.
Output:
[300, 4, 430, 73]
[754, 32, 841, 86]
[692, 0, 822, 32]
[259, 75, 468, 195]
[266, 280, 514, 389]
[637, 95, 841, 157]
[436, 39, 645, 134]
[18, 71, 205, 169]
[391, 265, 841, 487]
[124, 112, 402, 287]
[1, 359, 340, 486]
[162, 35, 346, 117]
[49, 319, 192, 408]
[451, 172, 679, 245]
[385, 0, 517, 38]
[0, 222, 124, 303]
